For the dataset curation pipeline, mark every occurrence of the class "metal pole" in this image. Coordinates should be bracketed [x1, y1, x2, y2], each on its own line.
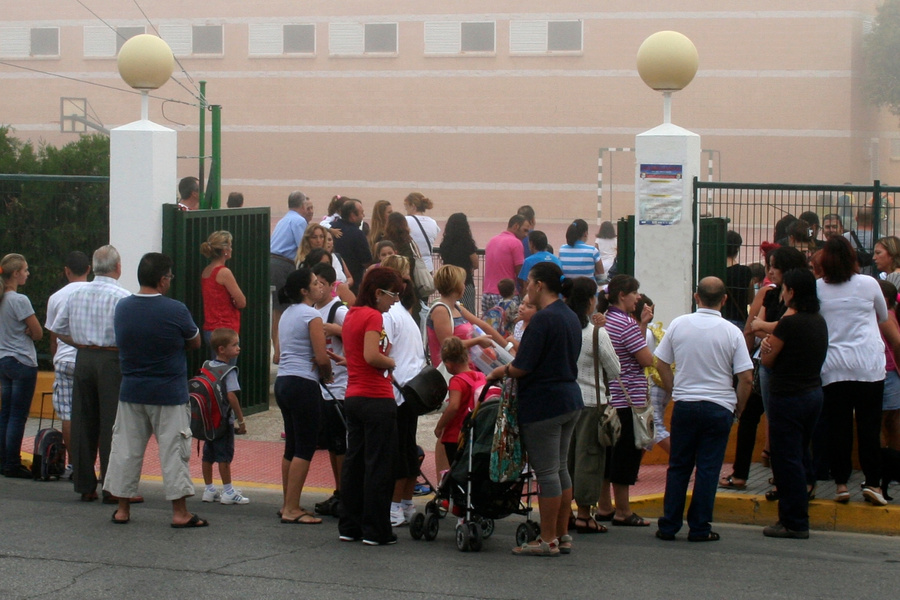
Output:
[199, 80, 207, 205]
[210, 104, 222, 210]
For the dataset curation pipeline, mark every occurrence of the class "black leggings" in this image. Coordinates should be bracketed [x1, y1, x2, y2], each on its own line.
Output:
[275, 376, 322, 461]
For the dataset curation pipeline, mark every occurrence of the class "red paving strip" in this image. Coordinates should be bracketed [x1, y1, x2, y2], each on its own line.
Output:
[23, 435, 675, 495]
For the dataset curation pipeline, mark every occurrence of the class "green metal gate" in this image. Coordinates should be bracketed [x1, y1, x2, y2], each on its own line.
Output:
[162, 205, 271, 414]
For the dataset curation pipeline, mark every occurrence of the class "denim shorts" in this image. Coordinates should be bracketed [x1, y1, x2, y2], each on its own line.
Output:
[884, 371, 900, 411]
[202, 428, 235, 463]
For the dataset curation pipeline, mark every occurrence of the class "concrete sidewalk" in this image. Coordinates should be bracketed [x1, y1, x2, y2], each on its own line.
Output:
[19, 406, 899, 536]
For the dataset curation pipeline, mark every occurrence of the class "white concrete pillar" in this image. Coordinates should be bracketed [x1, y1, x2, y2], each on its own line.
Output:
[633, 123, 701, 327]
[109, 120, 176, 292]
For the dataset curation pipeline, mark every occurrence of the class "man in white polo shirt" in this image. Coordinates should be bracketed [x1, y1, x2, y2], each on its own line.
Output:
[653, 277, 753, 543]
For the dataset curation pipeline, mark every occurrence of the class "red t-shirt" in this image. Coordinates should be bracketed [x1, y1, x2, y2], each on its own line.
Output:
[343, 305, 393, 398]
[442, 370, 486, 444]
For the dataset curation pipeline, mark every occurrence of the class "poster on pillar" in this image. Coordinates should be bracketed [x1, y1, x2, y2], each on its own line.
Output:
[638, 163, 683, 225]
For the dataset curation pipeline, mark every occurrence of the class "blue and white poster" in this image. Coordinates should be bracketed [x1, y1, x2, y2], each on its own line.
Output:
[638, 163, 683, 225]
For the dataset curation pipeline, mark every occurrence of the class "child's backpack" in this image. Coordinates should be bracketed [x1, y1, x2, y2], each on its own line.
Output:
[32, 392, 66, 481]
[188, 361, 237, 443]
[483, 303, 508, 336]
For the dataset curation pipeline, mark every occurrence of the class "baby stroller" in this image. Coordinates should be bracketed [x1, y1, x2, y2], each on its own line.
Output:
[409, 382, 539, 552]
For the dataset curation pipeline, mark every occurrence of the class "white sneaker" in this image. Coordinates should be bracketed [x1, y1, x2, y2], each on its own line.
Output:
[402, 504, 416, 524]
[390, 506, 406, 527]
[202, 488, 221, 503]
[63, 465, 73, 480]
[220, 489, 249, 505]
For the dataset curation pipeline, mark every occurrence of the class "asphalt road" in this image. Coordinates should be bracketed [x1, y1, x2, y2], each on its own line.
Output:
[1, 477, 897, 600]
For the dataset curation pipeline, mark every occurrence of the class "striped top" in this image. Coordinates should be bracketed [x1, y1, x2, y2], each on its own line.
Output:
[558, 241, 601, 278]
[605, 306, 649, 408]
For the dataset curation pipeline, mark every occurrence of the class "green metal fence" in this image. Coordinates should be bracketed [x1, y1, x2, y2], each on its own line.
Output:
[162, 205, 271, 415]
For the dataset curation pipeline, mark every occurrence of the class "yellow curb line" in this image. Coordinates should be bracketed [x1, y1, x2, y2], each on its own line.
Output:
[630, 492, 900, 536]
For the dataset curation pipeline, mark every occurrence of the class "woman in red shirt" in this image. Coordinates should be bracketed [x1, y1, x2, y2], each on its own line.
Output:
[338, 267, 404, 546]
[200, 231, 246, 361]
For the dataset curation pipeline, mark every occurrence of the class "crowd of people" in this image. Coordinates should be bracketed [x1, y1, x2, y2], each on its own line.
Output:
[2, 183, 898, 551]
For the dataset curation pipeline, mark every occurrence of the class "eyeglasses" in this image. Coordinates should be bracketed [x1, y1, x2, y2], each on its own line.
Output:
[164, 273, 175, 281]
[379, 289, 399, 298]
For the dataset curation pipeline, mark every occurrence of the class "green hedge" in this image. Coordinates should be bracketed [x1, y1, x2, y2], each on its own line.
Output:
[0, 128, 110, 368]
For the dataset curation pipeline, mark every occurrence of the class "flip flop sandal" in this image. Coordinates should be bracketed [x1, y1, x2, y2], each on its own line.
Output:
[281, 512, 322, 525]
[171, 514, 209, 528]
[558, 535, 573, 554]
[611, 513, 650, 527]
[718, 476, 747, 490]
[765, 489, 779, 502]
[834, 491, 851, 504]
[593, 511, 615, 522]
[111, 510, 129, 525]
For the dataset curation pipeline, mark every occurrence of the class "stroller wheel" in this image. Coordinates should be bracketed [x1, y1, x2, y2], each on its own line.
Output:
[515, 523, 531, 546]
[467, 522, 483, 552]
[423, 512, 440, 541]
[527, 521, 541, 542]
[480, 518, 495, 538]
[455, 524, 471, 552]
[409, 512, 426, 540]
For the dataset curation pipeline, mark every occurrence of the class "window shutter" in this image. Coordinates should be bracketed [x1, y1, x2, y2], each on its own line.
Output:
[329, 22, 364, 55]
[159, 24, 192, 56]
[84, 26, 116, 58]
[424, 22, 460, 54]
[509, 20, 547, 54]
[249, 23, 282, 55]
[0, 27, 30, 58]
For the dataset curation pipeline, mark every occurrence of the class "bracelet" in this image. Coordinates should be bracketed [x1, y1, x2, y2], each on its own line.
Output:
[504, 341, 514, 352]
[236, 420, 245, 426]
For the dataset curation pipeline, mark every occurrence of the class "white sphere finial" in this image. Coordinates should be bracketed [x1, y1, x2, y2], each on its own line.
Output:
[117, 34, 175, 91]
[636, 31, 699, 92]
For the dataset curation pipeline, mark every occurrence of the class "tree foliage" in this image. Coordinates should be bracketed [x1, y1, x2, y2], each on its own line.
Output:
[865, 0, 900, 119]
[0, 128, 110, 367]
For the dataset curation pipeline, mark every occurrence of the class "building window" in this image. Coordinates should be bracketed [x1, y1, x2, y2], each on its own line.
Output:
[461, 22, 494, 52]
[249, 23, 316, 56]
[425, 21, 495, 55]
[192, 25, 223, 55]
[329, 22, 397, 56]
[159, 24, 223, 56]
[0, 27, 59, 58]
[31, 27, 59, 56]
[116, 26, 145, 53]
[284, 24, 315, 54]
[510, 20, 583, 54]
[891, 139, 900, 161]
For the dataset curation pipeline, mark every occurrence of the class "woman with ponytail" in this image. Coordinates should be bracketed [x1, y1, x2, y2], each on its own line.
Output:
[489, 261, 584, 556]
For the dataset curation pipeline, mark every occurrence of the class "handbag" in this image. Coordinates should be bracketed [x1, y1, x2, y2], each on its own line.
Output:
[489, 378, 525, 483]
[393, 367, 448, 416]
[593, 326, 621, 448]
[617, 377, 655, 450]
[410, 241, 435, 297]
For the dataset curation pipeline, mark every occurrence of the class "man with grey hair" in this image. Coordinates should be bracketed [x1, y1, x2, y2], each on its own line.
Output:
[50, 245, 136, 503]
[269, 191, 313, 360]
[653, 277, 753, 543]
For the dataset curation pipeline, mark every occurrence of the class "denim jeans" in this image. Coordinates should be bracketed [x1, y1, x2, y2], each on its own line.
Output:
[0, 356, 38, 472]
[768, 387, 823, 532]
[658, 400, 733, 538]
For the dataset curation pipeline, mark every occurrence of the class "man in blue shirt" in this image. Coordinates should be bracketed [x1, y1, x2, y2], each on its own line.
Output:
[518, 231, 561, 288]
[270, 191, 313, 360]
[104, 253, 205, 527]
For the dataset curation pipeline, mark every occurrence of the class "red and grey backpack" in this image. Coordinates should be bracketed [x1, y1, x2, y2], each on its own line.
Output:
[188, 361, 237, 443]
